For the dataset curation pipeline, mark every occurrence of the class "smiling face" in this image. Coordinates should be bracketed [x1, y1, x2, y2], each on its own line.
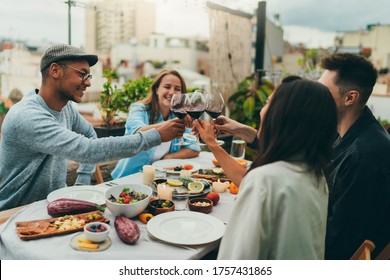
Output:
[156, 74, 183, 110]
[57, 60, 91, 104]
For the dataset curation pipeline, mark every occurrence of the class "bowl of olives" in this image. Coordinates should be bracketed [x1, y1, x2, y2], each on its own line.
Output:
[148, 199, 175, 215]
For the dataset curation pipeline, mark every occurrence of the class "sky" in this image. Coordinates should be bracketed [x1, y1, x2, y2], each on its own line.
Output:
[0, 0, 389, 48]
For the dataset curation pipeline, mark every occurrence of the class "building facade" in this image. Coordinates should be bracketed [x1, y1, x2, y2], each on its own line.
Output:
[339, 24, 390, 69]
[85, 0, 156, 54]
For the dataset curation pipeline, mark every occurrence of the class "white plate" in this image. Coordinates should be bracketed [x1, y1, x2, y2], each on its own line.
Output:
[47, 186, 107, 205]
[152, 159, 200, 174]
[147, 211, 225, 245]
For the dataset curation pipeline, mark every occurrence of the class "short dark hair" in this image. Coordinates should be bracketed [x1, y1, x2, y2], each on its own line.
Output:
[248, 77, 338, 178]
[320, 53, 377, 105]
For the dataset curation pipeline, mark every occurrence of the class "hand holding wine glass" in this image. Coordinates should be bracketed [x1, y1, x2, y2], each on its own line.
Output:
[170, 93, 190, 146]
[185, 90, 206, 146]
[205, 92, 225, 145]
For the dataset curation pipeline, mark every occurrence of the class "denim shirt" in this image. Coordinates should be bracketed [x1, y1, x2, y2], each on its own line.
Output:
[111, 103, 200, 178]
[325, 106, 390, 259]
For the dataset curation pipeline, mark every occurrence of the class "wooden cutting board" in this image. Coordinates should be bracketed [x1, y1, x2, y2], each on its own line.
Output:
[15, 210, 109, 241]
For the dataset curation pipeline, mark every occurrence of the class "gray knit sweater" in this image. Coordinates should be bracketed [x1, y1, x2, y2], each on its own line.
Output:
[0, 90, 160, 210]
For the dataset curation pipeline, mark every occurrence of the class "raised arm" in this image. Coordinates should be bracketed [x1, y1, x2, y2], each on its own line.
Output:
[194, 120, 246, 185]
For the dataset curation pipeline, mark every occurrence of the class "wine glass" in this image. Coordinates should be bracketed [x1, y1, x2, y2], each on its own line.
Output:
[205, 92, 225, 145]
[170, 93, 190, 146]
[184, 90, 206, 146]
[205, 92, 225, 120]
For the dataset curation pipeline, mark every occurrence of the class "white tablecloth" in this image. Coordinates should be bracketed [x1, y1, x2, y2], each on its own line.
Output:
[0, 152, 236, 260]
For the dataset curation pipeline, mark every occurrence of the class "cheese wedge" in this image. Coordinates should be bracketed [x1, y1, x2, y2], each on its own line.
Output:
[78, 242, 99, 249]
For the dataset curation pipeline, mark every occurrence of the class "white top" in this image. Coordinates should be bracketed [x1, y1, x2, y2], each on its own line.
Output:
[218, 161, 329, 260]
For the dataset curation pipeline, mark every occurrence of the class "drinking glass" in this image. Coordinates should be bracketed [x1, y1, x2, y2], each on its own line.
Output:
[170, 93, 190, 146]
[230, 136, 246, 159]
[205, 92, 225, 120]
[185, 90, 206, 146]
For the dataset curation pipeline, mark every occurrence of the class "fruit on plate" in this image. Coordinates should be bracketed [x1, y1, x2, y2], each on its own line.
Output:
[187, 181, 204, 193]
[164, 164, 194, 171]
[166, 179, 183, 187]
[206, 192, 220, 205]
[183, 164, 194, 170]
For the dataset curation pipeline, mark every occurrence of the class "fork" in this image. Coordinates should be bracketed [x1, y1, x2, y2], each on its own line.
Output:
[141, 228, 198, 251]
[105, 181, 119, 187]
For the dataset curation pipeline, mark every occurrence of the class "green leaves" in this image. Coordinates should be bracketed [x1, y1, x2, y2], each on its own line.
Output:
[99, 70, 153, 127]
[228, 75, 274, 129]
[243, 96, 254, 120]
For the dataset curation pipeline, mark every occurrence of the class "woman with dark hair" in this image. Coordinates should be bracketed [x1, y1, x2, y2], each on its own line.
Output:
[112, 69, 200, 178]
[195, 76, 337, 259]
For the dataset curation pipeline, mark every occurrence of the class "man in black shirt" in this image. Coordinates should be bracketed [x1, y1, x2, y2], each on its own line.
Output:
[318, 53, 390, 259]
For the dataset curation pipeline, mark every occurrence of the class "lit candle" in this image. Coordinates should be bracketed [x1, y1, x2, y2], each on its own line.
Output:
[142, 165, 155, 186]
[157, 184, 173, 201]
[212, 179, 228, 193]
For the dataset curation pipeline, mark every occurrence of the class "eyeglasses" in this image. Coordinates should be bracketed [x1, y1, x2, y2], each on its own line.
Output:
[62, 64, 92, 82]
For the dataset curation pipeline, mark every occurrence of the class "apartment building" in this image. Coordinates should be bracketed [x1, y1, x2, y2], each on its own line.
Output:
[338, 24, 390, 69]
[85, 0, 156, 54]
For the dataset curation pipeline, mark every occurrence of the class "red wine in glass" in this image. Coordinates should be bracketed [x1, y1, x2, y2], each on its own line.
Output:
[170, 93, 190, 146]
[185, 90, 206, 146]
[187, 110, 204, 120]
[205, 110, 222, 119]
[171, 110, 187, 119]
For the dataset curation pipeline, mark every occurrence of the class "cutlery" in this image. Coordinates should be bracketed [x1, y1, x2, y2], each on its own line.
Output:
[141, 228, 198, 251]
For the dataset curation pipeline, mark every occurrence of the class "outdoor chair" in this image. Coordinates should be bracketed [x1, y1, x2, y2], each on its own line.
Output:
[350, 240, 375, 260]
[375, 242, 390, 260]
[95, 161, 118, 184]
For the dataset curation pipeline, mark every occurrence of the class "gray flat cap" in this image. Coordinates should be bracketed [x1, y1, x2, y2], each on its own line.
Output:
[40, 44, 98, 72]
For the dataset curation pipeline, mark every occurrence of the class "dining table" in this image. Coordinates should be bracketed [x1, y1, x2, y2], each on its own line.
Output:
[0, 152, 237, 260]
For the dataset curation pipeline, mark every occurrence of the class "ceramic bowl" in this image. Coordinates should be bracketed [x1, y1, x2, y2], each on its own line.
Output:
[105, 184, 152, 218]
[153, 178, 167, 188]
[84, 222, 110, 243]
[188, 198, 213, 214]
[148, 199, 175, 215]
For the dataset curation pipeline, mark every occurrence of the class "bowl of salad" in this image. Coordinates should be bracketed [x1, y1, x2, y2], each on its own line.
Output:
[105, 184, 152, 218]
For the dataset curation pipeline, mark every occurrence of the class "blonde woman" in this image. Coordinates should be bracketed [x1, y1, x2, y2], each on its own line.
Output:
[112, 69, 200, 178]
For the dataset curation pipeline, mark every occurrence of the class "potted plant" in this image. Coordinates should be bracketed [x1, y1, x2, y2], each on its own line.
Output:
[228, 74, 274, 128]
[94, 69, 153, 138]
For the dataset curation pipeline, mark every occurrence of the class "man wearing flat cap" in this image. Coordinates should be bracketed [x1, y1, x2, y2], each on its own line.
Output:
[0, 44, 185, 211]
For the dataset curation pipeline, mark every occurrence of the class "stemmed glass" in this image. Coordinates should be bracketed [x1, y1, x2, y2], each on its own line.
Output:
[205, 92, 225, 120]
[205, 92, 225, 145]
[170, 93, 190, 146]
[184, 90, 206, 146]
